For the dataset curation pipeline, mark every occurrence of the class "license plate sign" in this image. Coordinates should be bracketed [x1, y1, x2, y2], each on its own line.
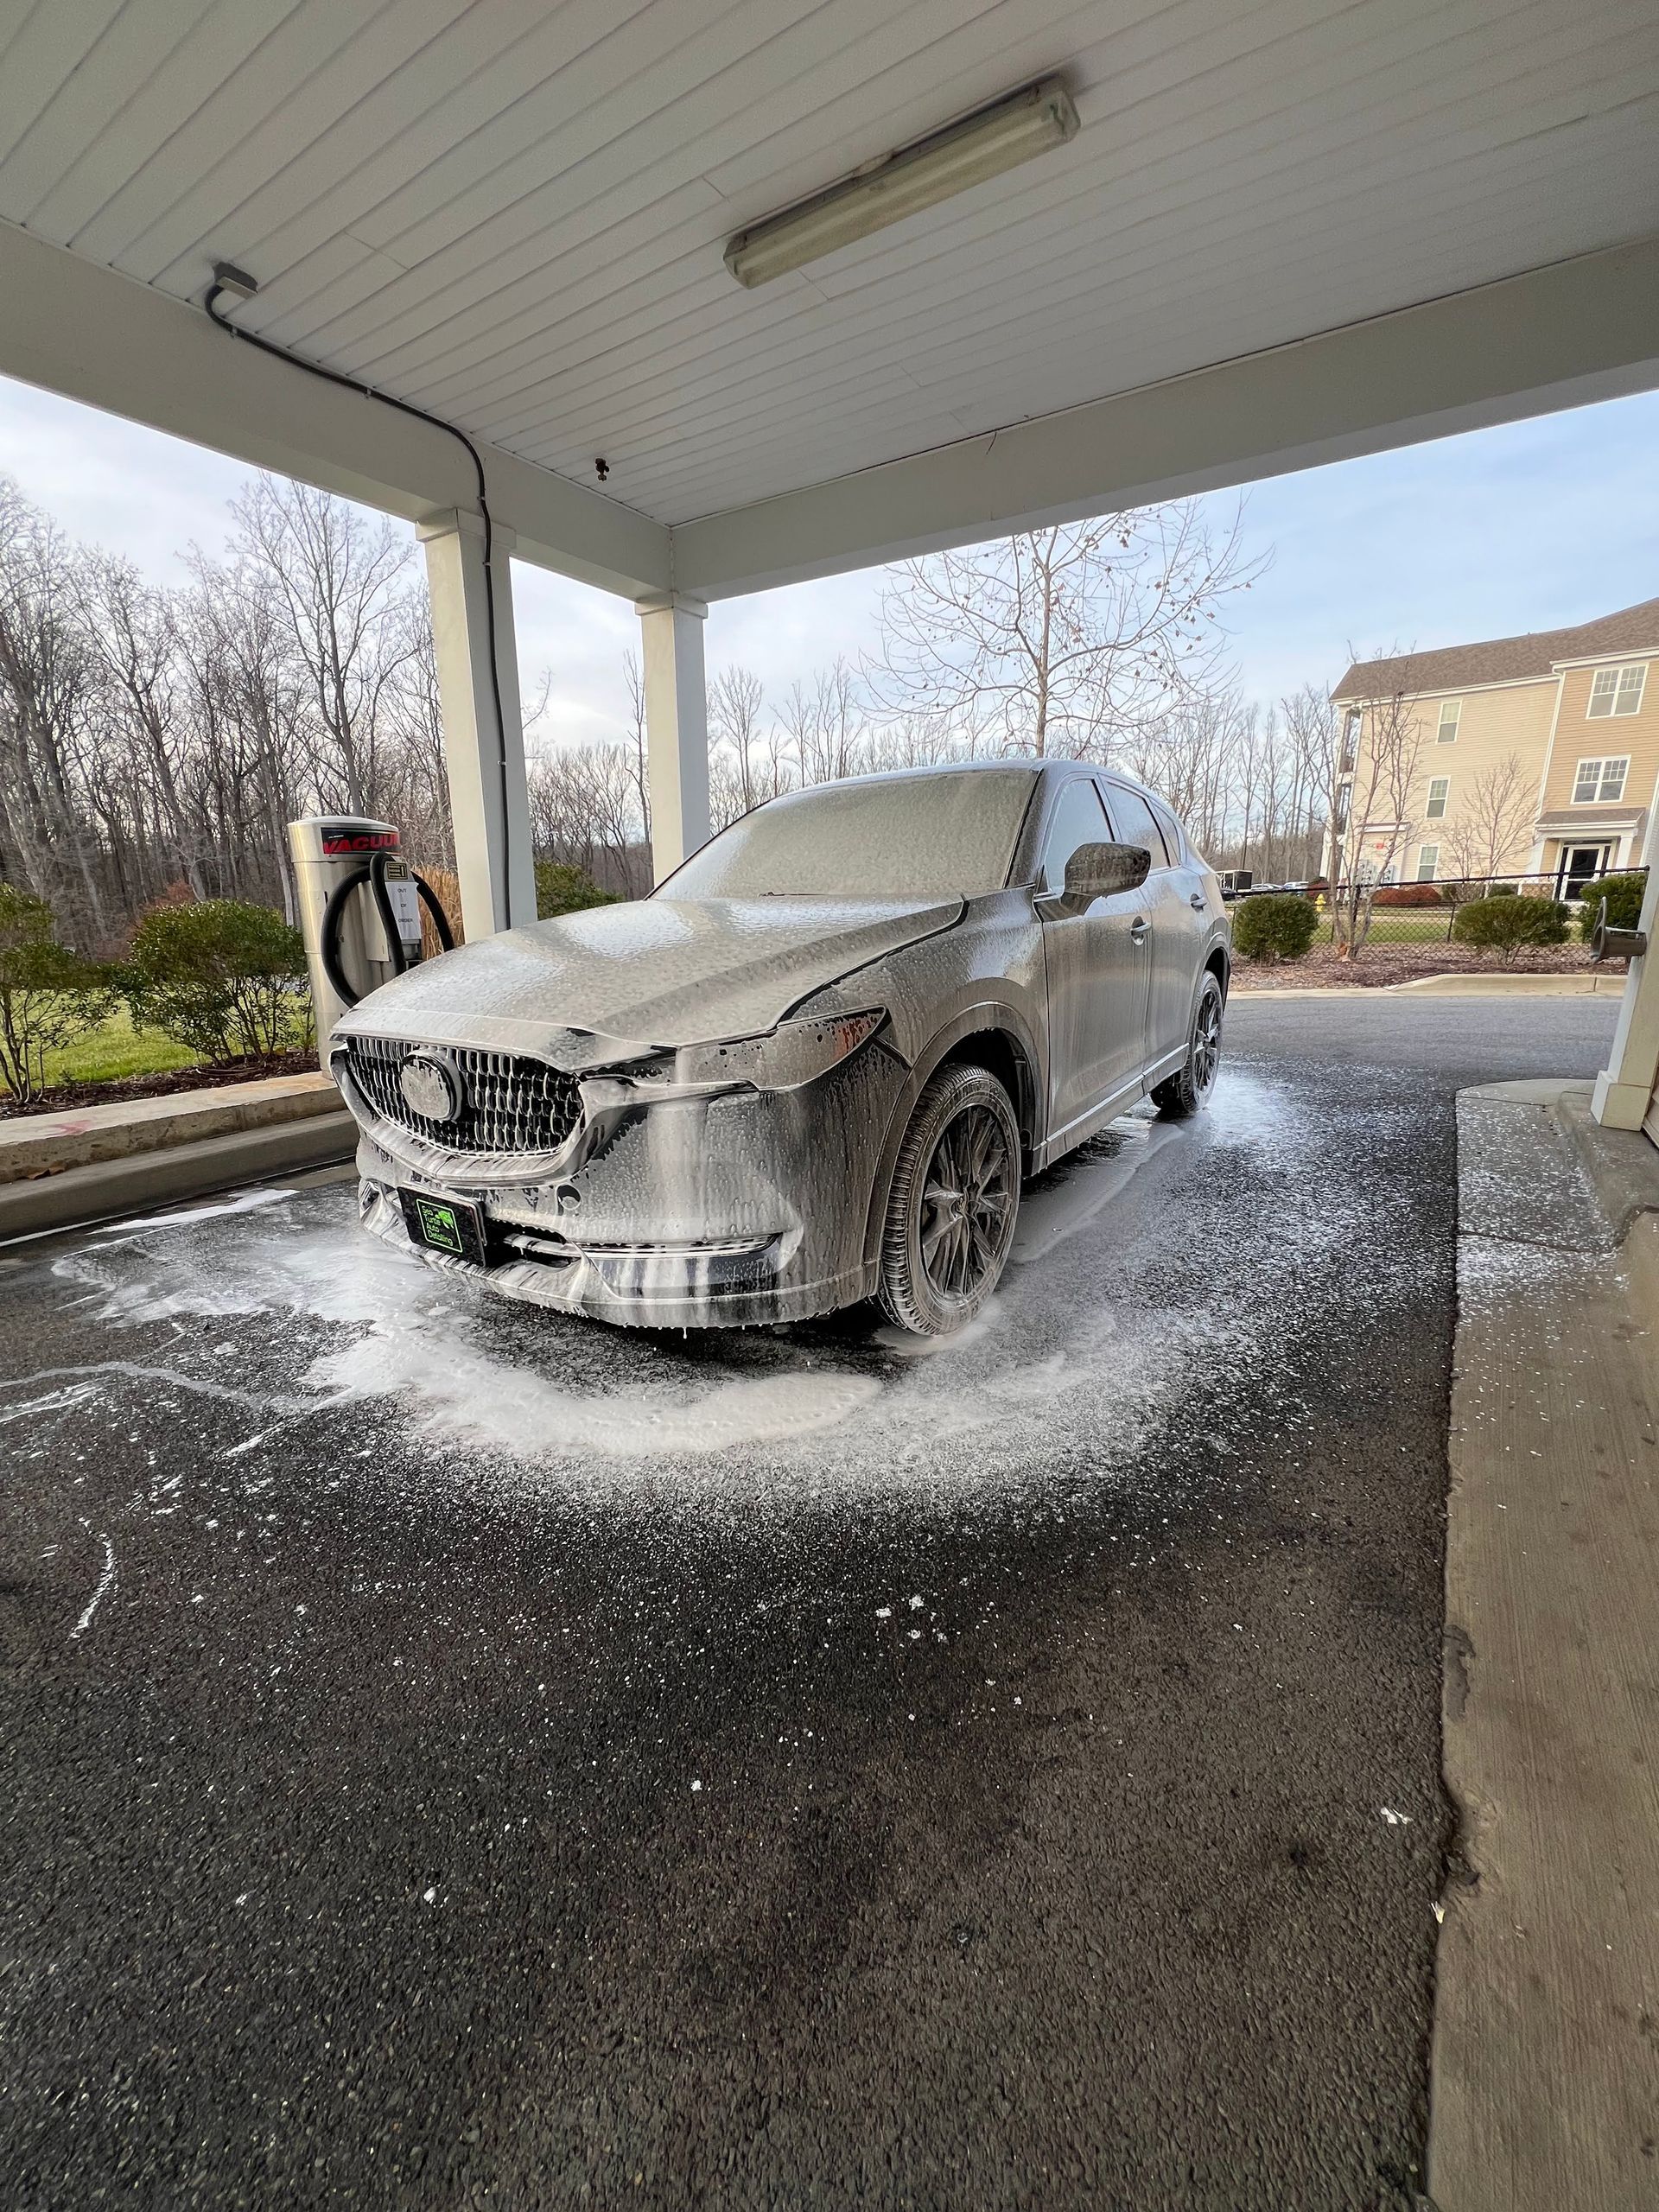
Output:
[399, 1188, 489, 1266]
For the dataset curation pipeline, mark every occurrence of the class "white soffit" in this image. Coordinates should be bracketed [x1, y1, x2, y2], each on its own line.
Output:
[0, 0, 1656, 583]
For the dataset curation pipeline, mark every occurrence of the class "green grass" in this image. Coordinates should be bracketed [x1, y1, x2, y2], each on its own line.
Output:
[1307, 910, 1459, 947]
[40, 1006, 201, 1088]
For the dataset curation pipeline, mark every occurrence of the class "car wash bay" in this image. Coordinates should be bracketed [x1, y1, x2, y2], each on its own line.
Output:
[0, 995, 1618, 2210]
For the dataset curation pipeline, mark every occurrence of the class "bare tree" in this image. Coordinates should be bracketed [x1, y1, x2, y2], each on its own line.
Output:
[869, 503, 1262, 760]
[1326, 653, 1428, 954]
[709, 664, 772, 816]
[227, 478, 414, 814]
[622, 651, 652, 863]
[1439, 751, 1535, 885]
[776, 659, 867, 785]
[1121, 688, 1251, 859]
[0, 483, 109, 942]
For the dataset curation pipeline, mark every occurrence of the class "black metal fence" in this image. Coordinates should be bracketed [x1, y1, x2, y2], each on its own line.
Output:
[1225, 868, 1646, 950]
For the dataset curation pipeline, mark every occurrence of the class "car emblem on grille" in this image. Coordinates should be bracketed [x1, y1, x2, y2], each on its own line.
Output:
[399, 1050, 464, 1124]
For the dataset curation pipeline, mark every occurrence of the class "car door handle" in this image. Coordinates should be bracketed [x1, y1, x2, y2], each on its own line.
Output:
[1129, 915, 1149, 944]
[1189, 892, 1207, 912]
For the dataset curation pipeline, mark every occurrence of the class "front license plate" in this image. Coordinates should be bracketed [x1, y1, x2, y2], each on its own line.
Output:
[399, 1188, 490, 1266]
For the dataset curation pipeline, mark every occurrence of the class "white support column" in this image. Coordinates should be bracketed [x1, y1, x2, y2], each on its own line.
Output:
[1591, 803, 1659, 1132]
[417, 509, 537, 938]
[636, 592, 711, 884]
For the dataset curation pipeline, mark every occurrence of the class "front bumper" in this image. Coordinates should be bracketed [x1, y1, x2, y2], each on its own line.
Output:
[344, 1048, 903, 1329]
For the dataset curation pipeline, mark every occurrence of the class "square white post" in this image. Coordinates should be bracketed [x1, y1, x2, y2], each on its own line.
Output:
[637, 592, 710, 883]
[1591, 798, 1659, 1130]
[417, 508, 537, 937]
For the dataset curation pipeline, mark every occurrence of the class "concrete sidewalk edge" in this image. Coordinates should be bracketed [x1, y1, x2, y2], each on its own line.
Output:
[0, 1111, 358, 1241]
[0, 1071, 339, 1185]
[1234, 973, 1624, 1001]
[1430, 1082, 1659, 2210]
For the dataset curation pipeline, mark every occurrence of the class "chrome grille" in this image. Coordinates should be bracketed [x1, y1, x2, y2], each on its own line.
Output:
[341, 1036, 582, 1156]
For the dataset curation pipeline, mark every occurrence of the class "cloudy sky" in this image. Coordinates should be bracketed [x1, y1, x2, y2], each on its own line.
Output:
[2, 367, 1656, 749]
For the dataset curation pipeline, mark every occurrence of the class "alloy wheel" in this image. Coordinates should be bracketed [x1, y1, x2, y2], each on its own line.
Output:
[918, 1103, 1016, 1301]
[1192, 986, 1223, 1097]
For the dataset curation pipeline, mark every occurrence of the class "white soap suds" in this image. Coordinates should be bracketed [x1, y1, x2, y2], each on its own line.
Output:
[69, 1526, 116, 1642]
[93, 1188, 297, 1236]
[34, 1065, 1408, 1505]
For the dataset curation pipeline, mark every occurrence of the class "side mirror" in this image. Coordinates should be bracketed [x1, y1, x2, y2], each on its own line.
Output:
[1047, 841, 1151, 914]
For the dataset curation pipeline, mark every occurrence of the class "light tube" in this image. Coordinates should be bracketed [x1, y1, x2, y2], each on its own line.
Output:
[724, 78, 1081, 289]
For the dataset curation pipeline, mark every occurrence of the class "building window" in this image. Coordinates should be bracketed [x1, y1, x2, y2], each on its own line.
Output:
[1332, 779, 1350, 834]
[1340, 709, 1360, 772]
[1573, 756, 1628, 803]
[1436, 700, 1461, 743]
[1586, 664, 1646, 718]
[1416, 843, 1440, 882]
[1426, 776, 1450, 819]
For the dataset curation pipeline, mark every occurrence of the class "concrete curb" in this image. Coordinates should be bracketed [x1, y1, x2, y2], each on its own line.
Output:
[1234, 973, 1623, 1001]
[1, 1071, 340, 1185]
[1387, 970, 1624, 996]
[0, 1110, 358, 1241]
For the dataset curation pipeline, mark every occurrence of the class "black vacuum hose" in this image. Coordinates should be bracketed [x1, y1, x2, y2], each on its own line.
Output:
[318, 855, 455, 1010]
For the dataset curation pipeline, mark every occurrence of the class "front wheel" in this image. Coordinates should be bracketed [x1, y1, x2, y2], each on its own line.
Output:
[878, 1064, 1021, 1337]
[1152, 969, 1224, 1119]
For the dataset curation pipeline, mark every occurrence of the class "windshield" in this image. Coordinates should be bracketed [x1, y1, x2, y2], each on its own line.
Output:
[661, 768, 1039, 899]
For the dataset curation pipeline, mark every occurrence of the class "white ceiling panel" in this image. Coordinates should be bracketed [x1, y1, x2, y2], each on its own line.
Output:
[1, 0, 1655, 531]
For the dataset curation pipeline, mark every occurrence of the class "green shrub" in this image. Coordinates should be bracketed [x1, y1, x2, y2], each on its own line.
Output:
[0, 884, 118, 1104]
[536, 861, 620, 918]
[1577, 871, 1647, 943]
[1451, 893, 1570, 963]
[1231, 892, 1318, 963]
[126, 897, 311, 1062]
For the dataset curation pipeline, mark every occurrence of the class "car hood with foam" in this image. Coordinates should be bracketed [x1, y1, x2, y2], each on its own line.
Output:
[334, 893, 963, 1065]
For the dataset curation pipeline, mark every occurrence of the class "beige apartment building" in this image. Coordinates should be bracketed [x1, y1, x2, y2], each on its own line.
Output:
[1330, 596, 1659, 896]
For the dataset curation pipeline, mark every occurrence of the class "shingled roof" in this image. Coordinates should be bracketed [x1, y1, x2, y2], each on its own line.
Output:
[1332, 596, 1659, 702]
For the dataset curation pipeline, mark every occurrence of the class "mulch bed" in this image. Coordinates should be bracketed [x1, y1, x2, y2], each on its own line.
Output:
[2, 1049, 322, 1123]
[1230, 944, 1626, 991]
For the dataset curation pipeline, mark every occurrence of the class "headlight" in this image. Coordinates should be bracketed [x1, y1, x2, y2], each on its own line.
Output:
[671, 1009, 887, 1091]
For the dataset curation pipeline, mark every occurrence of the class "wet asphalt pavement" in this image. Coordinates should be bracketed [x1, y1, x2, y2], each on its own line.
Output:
[0, 995, 1619, 2211]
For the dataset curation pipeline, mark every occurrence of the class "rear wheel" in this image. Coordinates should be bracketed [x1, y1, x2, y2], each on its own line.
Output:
[1152, 969, 1224, 1119]
[878, 1064, 1020, 1337]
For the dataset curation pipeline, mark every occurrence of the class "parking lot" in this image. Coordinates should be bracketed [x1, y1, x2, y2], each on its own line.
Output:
[0, 995, 1620, 2210]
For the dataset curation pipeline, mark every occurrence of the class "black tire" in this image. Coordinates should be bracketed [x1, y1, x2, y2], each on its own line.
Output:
[878, 1064, 1021, 1337]
[1151, 968, 1225, 1119]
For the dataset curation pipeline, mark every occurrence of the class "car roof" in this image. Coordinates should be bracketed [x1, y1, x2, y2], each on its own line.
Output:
[763, 757, 1167, 805]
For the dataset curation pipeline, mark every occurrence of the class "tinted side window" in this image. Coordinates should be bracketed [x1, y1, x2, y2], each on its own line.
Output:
[1103, 784, 1168, 869]
[1039, 778, 1111, 892]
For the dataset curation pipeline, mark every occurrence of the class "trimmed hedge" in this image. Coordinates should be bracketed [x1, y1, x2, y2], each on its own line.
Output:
[1232, 892, 1318, 963]
[1451, 893, 1570, 963]
[1372, 882, 1443, 907]
[125, 898, 311, 1062]
[1576, 871, 1647, 944]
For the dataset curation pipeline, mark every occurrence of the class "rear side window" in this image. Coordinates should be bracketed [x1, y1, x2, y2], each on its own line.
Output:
[1148, 797, 1184, 864]
[1103, 784, 1168, 868]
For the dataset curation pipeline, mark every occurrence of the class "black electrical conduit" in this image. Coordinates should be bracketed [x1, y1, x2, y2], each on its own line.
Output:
[317, 849, 455, 1012]
[202, 274, 515, 922]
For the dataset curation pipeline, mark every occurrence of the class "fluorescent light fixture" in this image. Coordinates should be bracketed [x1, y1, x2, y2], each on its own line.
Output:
[724, 77, 1081, 289]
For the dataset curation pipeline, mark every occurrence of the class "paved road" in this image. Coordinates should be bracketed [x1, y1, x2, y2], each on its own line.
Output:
[0, 999, 1618, 2211]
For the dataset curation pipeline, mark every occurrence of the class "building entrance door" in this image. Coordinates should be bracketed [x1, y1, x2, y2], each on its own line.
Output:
[1556, 843, 1613, 899]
